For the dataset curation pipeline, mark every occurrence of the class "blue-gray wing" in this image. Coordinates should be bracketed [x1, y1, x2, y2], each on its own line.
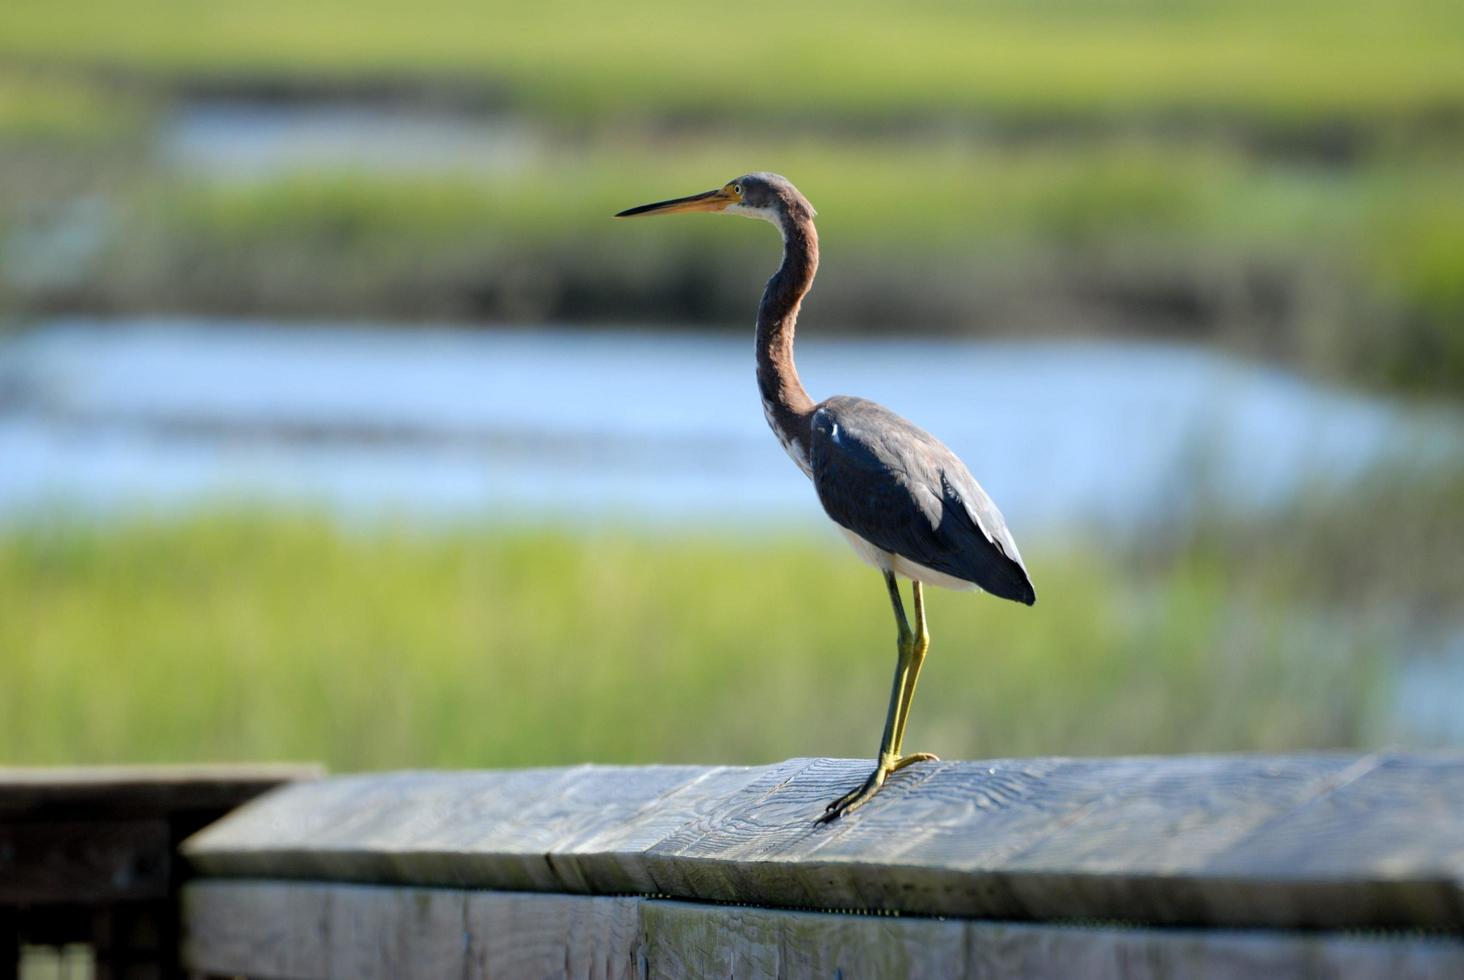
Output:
[809, 396, 1035, 604]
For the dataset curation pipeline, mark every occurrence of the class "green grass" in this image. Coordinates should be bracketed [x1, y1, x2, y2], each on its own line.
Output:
[2, 0, 1463, 125]
[0, 512, 1388, 770]
[0, 73, 148, 140]
[141, 137, 1461, 260]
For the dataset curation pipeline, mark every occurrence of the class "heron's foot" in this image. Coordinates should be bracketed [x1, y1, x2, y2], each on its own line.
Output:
[890, 751, 939, 773]
[817, 753, 939, 823]
[818, 767, 884, 823]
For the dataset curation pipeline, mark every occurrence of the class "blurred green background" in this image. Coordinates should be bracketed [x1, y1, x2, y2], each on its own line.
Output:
[1, 0, 1462, 771]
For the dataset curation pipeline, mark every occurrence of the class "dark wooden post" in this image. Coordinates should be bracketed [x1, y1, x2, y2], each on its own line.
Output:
[0, 765, 321, 978]
[0, 908, 18, 980]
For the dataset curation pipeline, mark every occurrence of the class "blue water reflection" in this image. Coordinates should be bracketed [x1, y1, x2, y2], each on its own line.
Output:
[0, 317, 1452, 530]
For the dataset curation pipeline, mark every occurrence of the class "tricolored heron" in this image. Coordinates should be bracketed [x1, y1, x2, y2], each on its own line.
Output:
[616, 173, 1035, 820]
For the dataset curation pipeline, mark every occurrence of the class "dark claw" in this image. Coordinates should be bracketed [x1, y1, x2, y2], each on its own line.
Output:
[817, 770, 884, 823]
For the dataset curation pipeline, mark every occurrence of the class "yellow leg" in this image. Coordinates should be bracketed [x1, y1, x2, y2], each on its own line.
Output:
[891, 581, 933, 760]
[820, 573, 939, 822]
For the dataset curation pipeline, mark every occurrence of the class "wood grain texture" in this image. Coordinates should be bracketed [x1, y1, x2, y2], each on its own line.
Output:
[182, 753, 1464, 928]
[640, 899, 969, 979]
[181, 881, 1464, 980]
[962, 921, 1464, 980]
[464, 891, 641, 979]
[182, 879, 332, 979]
[183, 881, 641, 980]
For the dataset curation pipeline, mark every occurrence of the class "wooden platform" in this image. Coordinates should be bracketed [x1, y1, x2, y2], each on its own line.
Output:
[179, 753, 1464, 979]
[182, 882, 1464, 980]
[183, 752, 1464, 929]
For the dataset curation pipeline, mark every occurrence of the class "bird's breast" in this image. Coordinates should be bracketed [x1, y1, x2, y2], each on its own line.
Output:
[762, 394, 813, 477]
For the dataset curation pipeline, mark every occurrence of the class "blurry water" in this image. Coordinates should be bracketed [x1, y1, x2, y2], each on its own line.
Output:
[164, 102, 539, 179]
[0, 317, 1453, 532]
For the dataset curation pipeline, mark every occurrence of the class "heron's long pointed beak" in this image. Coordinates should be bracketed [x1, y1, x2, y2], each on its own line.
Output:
[615, 187, 737, 218]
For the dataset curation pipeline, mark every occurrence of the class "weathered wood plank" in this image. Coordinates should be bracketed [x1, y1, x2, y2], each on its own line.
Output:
[1203, 754, 1464, 926]
[183, 881, 642, 980]
[182, 879, 333, 979]
[962, 921, 1464, 980]
[326, 884, 468, 979]
[464, 891, 641, 980]
[640, 898, 969, 979]
[181, 765, 715, 891]
[182, 753, 1464, 928]
[549, 763, 774, 895]
[181, 880, 1464, 980]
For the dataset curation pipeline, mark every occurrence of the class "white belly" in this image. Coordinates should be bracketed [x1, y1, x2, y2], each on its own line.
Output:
[835, 526, 979, 592]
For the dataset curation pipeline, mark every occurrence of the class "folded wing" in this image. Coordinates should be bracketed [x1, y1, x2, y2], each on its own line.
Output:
[810, 396, 1035, 605]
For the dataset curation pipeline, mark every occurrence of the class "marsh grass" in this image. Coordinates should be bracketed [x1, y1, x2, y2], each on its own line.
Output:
[23, 137, 1452, 392]
[2, 1, 1462, 126]
[0, 511, 1389, 770]
[2, 2, 1462, 392]
[0, 74, 148, 141]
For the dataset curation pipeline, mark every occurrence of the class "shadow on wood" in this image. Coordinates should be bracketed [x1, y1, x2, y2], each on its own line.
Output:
[0, 764, 322, 980]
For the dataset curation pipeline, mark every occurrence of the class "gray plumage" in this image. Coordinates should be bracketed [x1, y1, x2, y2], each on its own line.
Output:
[811, 396, 1035, 605]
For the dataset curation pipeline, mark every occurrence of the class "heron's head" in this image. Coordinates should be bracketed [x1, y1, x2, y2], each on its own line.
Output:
[615, 172, 815, 230]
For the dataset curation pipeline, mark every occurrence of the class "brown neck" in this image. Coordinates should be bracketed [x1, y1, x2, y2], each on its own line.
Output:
[756, 209, 818, 469]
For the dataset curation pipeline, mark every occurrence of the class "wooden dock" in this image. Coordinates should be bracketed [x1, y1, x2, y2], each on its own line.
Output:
[180, 753, 1464, 978]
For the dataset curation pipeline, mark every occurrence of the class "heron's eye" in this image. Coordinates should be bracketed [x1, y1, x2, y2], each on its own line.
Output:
[733, 184, 743, 196]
